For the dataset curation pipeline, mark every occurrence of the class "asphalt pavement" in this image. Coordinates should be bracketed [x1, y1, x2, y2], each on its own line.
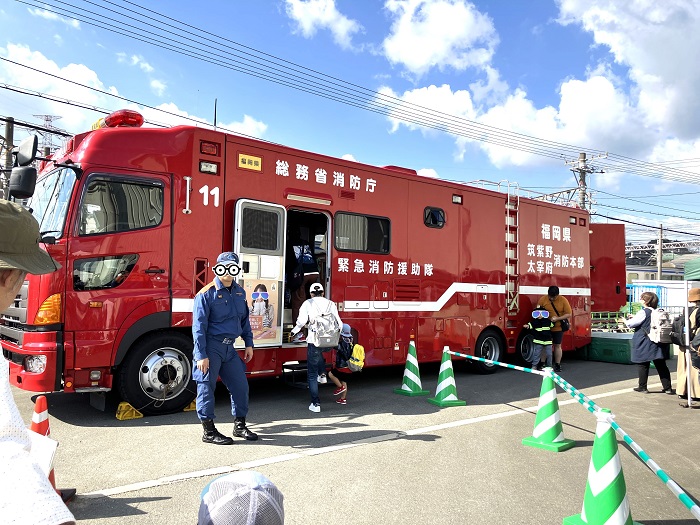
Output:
[8, 354, 700, 525]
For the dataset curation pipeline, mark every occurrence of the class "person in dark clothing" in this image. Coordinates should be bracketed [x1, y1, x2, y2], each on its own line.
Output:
[192, 252, 258, 445]
[624, 291, 674, 394]
[524, 306, 554, 370]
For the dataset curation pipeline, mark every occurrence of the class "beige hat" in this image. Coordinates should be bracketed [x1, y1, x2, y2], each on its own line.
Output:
[0, 200, 60, 275]
[689, 288, 700, 303]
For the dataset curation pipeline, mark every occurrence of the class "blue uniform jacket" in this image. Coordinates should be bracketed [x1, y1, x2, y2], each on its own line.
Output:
[192, 277, 254, 361]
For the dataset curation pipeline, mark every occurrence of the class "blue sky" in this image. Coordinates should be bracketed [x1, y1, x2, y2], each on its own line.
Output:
[1, 0, 700, 245]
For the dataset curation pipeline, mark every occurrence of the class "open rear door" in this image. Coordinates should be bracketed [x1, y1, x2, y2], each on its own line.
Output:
[590, 223, 627, 312]
[234, 199, 286, 347]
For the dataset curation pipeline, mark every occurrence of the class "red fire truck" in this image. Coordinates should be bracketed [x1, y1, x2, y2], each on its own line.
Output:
[1, 109, 626, 415]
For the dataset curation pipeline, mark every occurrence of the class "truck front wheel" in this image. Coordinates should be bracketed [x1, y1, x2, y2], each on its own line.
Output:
[118, 332, 196, 416]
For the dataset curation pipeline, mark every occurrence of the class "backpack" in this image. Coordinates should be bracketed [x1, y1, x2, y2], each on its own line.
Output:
[347, 344, 365, 372]
[647, 308, 673, 344]
[310, 301, 341, 348]
[670, 314, 685, 346]
[669, 307, 700, 347]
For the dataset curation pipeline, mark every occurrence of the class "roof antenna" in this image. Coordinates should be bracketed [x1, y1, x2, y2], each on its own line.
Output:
[214, 98, 217, 130]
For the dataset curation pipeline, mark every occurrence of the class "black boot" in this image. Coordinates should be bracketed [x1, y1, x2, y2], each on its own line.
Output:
[202, 419, 234, 445]
[233, 417, 258, 441]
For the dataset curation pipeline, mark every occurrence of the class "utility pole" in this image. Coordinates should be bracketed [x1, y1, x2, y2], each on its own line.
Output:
[1, 117, 13, 199]
[565, 152, 606, 211]
[657, 224, 663, 280]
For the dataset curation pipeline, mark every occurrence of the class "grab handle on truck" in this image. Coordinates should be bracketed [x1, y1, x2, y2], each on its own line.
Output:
[183, 176, 192, 214]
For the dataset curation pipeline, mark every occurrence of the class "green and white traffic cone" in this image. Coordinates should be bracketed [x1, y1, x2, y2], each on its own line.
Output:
[394, 337, 429, 396]
[522, 368, 575, 452]
[427, 346, 466, 407]
[563, 409, 641, 525]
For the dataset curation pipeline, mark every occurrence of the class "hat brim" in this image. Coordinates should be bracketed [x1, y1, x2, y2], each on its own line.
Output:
[0, 250, 61, 275]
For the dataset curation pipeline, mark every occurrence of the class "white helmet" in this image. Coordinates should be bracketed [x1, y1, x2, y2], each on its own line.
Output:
[310, 283, 324, 294]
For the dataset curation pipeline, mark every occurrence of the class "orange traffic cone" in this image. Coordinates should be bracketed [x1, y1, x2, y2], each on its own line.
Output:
[29, 395, 76, 503]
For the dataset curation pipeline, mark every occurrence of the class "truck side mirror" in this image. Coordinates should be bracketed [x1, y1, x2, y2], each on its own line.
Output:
[9, 166, 37, 199]
[13, 135, 38, 167]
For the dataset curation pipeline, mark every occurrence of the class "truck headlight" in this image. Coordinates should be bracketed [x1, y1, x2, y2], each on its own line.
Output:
[25, 355, 47, 373]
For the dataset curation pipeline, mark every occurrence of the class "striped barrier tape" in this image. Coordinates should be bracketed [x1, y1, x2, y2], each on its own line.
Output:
[446, 350, 700, 521]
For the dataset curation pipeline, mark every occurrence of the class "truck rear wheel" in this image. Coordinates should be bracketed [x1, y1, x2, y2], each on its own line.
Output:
[472, 329, 504, 374]
[118, 332, 196, 416]
[517, 332, 537, 366]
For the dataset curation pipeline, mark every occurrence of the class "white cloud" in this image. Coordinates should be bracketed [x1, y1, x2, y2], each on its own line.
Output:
[0, 44, 118, 133]
[0, 44, 267, 141]
[417, 168, 439, 178]
[117, 53, 154, 73]
[468, 65, 508, 105]
[223, 115, 268, 138]
[341, 153, 357, 162]
[376, 83, 477, 135]
[285, 0, 363, 50]
[150, 79, 166, 97]
[556, 0, 700, 139]
[382, 0, 498, 76]
[27, 8, 80, 29]
[377, 74, 655, 169]
[376, 0, 700, 187]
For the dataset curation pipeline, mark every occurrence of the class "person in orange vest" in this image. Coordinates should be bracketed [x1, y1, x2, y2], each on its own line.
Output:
[0, 200, 75, 525]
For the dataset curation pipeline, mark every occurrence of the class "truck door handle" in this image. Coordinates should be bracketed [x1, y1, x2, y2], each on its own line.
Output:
[144, 268, 165, 274]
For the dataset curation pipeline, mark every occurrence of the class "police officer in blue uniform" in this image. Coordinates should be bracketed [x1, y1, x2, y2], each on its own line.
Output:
[193, 252, 258, 445]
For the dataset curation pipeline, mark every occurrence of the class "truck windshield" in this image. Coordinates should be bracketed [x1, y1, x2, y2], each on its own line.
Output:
[28, 167, 77, 239]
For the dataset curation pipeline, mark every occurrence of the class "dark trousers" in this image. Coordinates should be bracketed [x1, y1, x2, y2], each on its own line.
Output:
[637, 360, 672, 390]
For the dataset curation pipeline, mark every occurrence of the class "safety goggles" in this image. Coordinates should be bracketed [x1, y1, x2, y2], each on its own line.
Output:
[532, 310, 550, 319]
[251, 292, 269, 300]
[213, 263, 242, 277]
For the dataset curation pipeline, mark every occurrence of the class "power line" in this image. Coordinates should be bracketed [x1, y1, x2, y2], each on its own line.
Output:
[592, 214, 700, 238]
[12, 0, 700, 185]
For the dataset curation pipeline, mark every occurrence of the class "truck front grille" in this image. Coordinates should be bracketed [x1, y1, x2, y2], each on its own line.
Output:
[0, 281, 27, 346]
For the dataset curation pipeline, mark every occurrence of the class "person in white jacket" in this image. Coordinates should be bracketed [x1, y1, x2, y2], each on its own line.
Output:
[0, 200, 75, 525]
[290, 283, 342, 412]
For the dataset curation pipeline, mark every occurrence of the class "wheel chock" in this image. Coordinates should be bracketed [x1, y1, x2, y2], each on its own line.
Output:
[183, 399, 197, 412]
[115, 402, 143, 420]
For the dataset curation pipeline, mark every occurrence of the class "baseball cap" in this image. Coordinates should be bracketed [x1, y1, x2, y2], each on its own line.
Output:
[341, 323, 352, 338]
[0, 200, 60, 275]
[216, 252, 240, 265]
[198, 471, 284, 525]
[310, 283, 323, 293]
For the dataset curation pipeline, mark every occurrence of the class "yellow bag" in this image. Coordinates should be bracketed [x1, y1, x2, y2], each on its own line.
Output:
[347, 344, 365, 372]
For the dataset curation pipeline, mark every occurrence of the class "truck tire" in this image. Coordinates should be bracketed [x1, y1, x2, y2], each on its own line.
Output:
[118, 332, 196, 416]
[472, 329, 504, 374]
[516, 332, 537, 366]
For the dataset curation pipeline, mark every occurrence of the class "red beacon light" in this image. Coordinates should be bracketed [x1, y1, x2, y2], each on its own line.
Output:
[93, 109, 145, 129]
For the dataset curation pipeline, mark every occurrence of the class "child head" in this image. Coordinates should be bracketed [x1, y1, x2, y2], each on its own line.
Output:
[341, 323, 353, 344]
[532, 306, 550, 320]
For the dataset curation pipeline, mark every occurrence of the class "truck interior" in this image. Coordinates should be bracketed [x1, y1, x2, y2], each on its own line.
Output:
[283, 209, 330, 342]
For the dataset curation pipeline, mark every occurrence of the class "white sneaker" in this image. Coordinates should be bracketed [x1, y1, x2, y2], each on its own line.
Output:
[317, 374, 327, 384]
[291, 333, 306, 343]
[308, 403, 321, 413]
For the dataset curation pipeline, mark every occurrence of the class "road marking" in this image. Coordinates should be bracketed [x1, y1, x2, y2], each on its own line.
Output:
[82, 384, 655, 498]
